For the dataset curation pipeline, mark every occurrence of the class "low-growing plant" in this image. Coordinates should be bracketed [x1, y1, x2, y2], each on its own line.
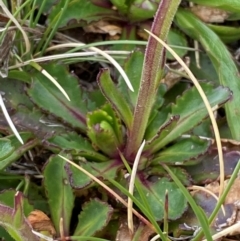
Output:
[1, 0, 240, 241]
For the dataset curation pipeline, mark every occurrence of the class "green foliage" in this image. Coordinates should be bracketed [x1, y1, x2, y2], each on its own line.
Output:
[175, 9, 240, 140]
[97, 69, 133, 129]
[145, 84, 230, 153]
[74, 199, 113, 236]
[0, 133, 38, 170]
[166, 30, 188, 60]
[43, 155, 75, 236]
[0, 0, 240, 240]
[0, 192, 38, 241]
[151, 136, 210, 164]
[28, 63, 92, 131]
[68, 160, 121, 188]
[189, 0, 240, 12]
[87, 104, 123, 157]
[49, 1, 115, 28]
[135, 177, 188, 221]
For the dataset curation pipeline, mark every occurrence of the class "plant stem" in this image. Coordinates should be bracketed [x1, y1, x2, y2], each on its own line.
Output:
[125, 0, 181, 160]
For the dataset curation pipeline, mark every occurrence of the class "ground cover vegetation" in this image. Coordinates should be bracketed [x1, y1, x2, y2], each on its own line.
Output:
[0, 0, 240, 240]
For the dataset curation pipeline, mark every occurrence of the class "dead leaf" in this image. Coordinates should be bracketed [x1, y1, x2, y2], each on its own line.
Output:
[83, 20, 122, 36]
[27, 210, 56, 236]
[190, 5, 229, 23]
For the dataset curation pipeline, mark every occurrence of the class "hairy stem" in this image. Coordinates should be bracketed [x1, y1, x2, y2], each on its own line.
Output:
[125, 0, 181, 160]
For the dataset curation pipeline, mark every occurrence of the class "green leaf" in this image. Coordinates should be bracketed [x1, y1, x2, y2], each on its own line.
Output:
[43, 155, 74, 236]
[189, 0, 240, 12]
[135, 177, 187, 221]
[0, 133, 38, 170]
[147, 83, 230, 151]
[124, 0, 181, 158]
[164, 165, 213, 241]
[13, 192, 25, 229]
[48, 132, 98, 152]
[48, 0, 115, 28]
[175, 9, 240, 140]
[128, 1, 159, 21]
[0, 139, 14, 161]
[189, 52, 218, 83]
[28, 63, 94, 131]
[0, 227, 14, 241]
[118, 51, 144, 108]
[0, 190, 33, 217]
[0, 78, 33, 110]
[12, 106, 66, 138]
[144, 105, 175, 141]
[101, 104, 123, 145]
[145, 115, 179, 153]
[97, 69, 133, 129]
[35, 0, 57, 13]
[8, 70, 31, 83]
[87, 105, 124, 157]
[74, 199, 113, 236]
[208, 24, 240, 43]
[68, 160, 122, 189]
[152, 137, 210, 164]
[48, 132, 108, 162]
[109, 0, 129, 14]
[0, 192, 38, 241]
[166, 29, 188, 60]
[147, 166, 191, 186]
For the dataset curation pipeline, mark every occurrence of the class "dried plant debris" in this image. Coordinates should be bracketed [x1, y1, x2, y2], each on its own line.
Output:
[27, 210, 56, 237]
[190, 5, 229, 23]
[83, 20, 122, 36]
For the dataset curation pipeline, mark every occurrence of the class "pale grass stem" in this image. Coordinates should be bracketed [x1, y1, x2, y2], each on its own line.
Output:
[59, 217, 65, 241]
[0, 0, 30, 54]
[202, 222, 240, 241]
[9, 51, 131, 67]
[35, 42, 134, 92]
[0, 93, 23, 144]
[128, 140, 145, 235]
[188, 186, 226, 216]
[29, 61, 70, 101]
[32, 230, 53, 241]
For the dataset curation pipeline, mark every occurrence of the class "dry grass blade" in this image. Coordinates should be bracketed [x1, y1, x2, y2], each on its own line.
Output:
[188, 186, 226, 216]
[31, 230, 53, 241]
[0, 93, 23, 144]
[0, 1, 30, 54]
[58, 155, 155, 231]
[29, 62, 70, 101]
[202, 222, 240, 241]
[128, 140, 145, 235]
[145, 29, 224, 198]
[38, 43, 134, 92]
[40, 68, 70, 101]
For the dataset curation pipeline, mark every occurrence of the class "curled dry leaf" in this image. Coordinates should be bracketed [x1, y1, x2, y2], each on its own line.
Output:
[83, 20, 122, 36]
[27, 210, 56, 236]
[190, 5, 229, 23]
